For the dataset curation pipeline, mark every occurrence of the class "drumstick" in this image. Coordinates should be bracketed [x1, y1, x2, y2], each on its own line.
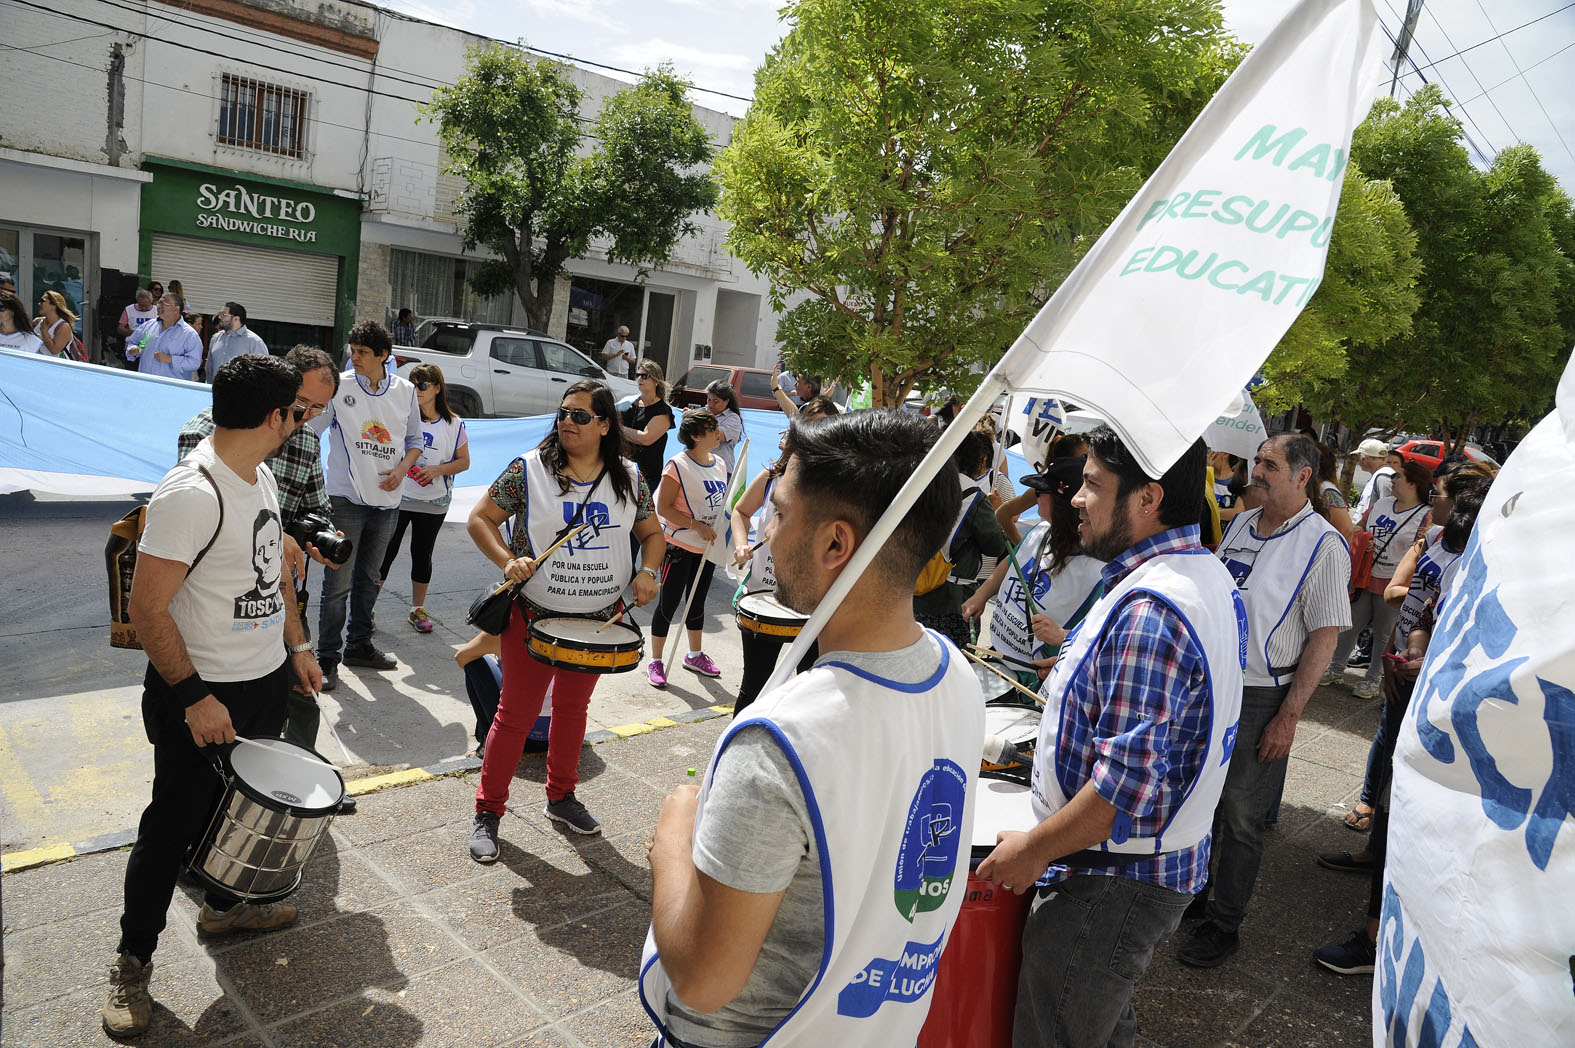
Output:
[317, 695, 355, 765]
[966, 643, 1008, 660]
[535, 522, 590, 563]
[596, 610, 626, 634]
[962, 649, 1046, 706]
[232, 734, 340, 771]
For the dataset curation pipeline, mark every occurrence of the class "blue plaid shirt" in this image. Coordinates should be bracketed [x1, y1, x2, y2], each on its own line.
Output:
[1046, 525, 1213, 894]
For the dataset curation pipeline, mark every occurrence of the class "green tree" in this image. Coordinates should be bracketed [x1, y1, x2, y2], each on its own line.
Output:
[426, 48, 718, 332]
[718, 0, 1241, 407]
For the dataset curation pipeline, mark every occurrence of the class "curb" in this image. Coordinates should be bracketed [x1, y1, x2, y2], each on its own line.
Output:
[0, 703, 733, 875]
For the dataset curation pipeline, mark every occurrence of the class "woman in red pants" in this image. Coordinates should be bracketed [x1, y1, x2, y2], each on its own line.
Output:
[464, 380, 664, 859]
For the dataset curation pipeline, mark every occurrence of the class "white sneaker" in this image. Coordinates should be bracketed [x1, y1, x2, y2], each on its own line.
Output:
[1352, 680, 1381, 700]
[1319, 669, 1342, 687]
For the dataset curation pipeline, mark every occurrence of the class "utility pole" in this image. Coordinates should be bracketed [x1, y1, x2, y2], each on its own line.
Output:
[105, 42, 126, 166]
[1389, 0, 1426, 97]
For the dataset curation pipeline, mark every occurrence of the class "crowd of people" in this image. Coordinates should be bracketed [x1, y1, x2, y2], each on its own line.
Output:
[94, 323, 1502, 1046]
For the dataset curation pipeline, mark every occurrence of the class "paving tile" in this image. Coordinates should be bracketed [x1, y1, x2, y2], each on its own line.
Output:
[563, 830, 653, 901]
[270, 958, 543, 1048]
[420, 853, 630, 953]
[359, 816, 562, 896]
[273, 838, 402, 926]
[594, 729, 717, 780]
[482, 900, 645, 1021]
[3, 905, 195, 1009]
[1293, 720, 1379, 773]
[1231, 984, 1372, 1047]
[2, 851, 130, 932]
[559, 988, 655, 1048]
[215, 904, 462, 1023]
[498, 1028, 579, 1048]
[2, 956, 250, 1048]
[332, 776, 479, 847]
[1277, 760, 1364, 821]
[553, 771, 666, 840]
[1134, 947, 1278, 1046]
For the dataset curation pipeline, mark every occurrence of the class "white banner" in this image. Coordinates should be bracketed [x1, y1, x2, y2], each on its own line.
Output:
[1379, 351, 1575, 1046]
[1005, 395, 1066, 472]
[990, 0, 1384, 476]
[1205, 388, 1269, 460]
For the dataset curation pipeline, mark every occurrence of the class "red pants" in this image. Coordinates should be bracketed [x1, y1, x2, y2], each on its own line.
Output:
[475, 611, 599, 813]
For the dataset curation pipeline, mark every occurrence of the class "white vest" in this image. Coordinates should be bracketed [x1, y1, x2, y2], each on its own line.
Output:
[325, 370, 418, 509]
[993, 524, 1105, 670]
[639, 635, 986, 1046]
[663, 452, 730, 554]
[1217, 505, 1347, 688]
[741, 474, 779, 598]
[519, 449, 639, 614]
[124, 303, 158, 336]
[1031, 550, 1245, 856]
[402, 415, 465, 504]
[1393, 526, 1459, 647]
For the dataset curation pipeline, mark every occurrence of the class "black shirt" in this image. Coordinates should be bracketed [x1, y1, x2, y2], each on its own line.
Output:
[621, 398, 675, 491]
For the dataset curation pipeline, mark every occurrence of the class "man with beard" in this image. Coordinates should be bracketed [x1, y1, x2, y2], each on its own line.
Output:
[103, 355, 322, 1038]
[979, 426, 1246, 1047]
[640, 410, 986, 1047]
[1178, 433, 1349, 968]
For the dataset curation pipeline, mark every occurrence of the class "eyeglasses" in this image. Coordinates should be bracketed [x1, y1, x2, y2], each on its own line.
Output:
[414, 380, 434, 391]
[289, 402, 309, 423]
[557, 407, 602, 425]
[293, 399, 324, 421]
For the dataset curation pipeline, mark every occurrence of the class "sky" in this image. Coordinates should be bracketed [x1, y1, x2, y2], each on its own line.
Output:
[380, 0, 1575, 193]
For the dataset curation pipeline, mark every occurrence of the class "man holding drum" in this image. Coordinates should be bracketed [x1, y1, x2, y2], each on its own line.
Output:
[641, 410, 986, 1047]
[104, 356, 323, 1039]
[978, 427, 1246, 1048]
[466, 380, 665, 855]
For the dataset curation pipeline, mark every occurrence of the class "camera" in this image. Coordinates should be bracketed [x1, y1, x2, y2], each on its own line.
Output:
[285, 512, 352, 566]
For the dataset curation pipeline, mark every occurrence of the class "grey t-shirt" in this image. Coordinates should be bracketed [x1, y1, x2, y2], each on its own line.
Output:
[664, 633, 946, 1048]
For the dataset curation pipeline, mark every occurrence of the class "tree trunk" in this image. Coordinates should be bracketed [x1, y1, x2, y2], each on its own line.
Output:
[1450, 410, 1477, 455]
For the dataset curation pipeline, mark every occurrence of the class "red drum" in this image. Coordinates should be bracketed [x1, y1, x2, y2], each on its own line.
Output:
[917, 773, 1037, 1048]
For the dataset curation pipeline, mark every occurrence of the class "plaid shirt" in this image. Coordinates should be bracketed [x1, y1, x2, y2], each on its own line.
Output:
[178, 408, 329, 525]
[1047, 525, 1213, 894]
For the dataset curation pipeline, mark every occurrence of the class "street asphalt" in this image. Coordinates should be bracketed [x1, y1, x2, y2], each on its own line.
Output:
[2, 489, 1389, 1046]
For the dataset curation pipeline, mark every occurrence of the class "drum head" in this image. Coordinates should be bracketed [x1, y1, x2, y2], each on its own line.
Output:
[737, 591, 806, 622]
[229, 738, 343, 814]
[984, 705, 1040, 748]
[534, 616, 640, 646]
[971, 660, 1015, 703]
[972, 775, 1037, 854]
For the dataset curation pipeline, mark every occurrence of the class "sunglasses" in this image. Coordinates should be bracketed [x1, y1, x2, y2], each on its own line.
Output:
[557, 407, 603, 425]
[288, 402, 309, 423]
[414, 380, 435, 391]
[636, 373, 654, 382]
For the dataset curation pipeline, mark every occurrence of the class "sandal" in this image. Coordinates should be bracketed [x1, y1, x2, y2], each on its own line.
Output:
[1342, 803, 1373, 832]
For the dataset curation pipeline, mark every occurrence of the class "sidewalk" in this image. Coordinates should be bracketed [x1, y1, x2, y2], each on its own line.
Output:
[3, 681, 1386, 1047]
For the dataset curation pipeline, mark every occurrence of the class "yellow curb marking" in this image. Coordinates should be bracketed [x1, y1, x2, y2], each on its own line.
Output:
[609, 722, 656, 738]
[3, 843, 76, 873]
[646, 717, 678, 728]
[346, 768, 432, 795]
[708, 704, 735, 715]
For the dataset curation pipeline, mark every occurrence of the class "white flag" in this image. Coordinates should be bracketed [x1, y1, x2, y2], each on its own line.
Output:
[1204, 387, 1270, 460]
[1005, 395, 1066, 472]
[991, 0, 1385, 477]
[704, 438, 751, 569]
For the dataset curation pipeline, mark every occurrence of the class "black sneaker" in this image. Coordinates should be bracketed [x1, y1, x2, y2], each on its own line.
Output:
[544, 793, 601, 836]
[1347, 651, 1370, 668]
[1313, 929, 1377, 975]
[1182, 889, 1210, 922]
[343, 645, 397, 670]
[1178, 920, 1240, 968]
[468, 812, 500, 863]
[319, 661, 339, 692]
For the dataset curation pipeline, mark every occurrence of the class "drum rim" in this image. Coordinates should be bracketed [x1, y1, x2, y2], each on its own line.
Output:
[528, 616, 644, 651]
[221, 743, 345, 818]
[736, 589, 806, 620]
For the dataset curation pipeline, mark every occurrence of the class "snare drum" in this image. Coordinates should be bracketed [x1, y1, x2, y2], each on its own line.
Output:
[188, 738, 344, 903]
[735, 591, 808, 641]
[981, 703, 1040, 780]
[527, 616, 644, 674]
[917, 773, 1039, 1048]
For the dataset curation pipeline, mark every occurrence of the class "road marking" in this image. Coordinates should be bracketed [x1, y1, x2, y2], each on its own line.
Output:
[3, 843, 75, 873]
[609, 721, 656, 738]
[346, 768, 431, 795]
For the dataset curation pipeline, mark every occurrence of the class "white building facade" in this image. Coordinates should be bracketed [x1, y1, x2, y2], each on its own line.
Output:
[0, 0, 783, 379]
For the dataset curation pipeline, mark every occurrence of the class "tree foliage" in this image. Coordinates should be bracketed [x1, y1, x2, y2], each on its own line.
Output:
[717, 0, 1242, 407]
[425, 48, 718, 332]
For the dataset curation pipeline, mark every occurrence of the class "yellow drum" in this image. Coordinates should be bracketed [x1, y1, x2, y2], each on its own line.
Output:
[527, 616, 644, 674]
[736, 591, 808, 640]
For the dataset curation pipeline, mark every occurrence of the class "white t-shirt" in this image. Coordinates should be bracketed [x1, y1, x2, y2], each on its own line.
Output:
[400, 414, 468, 510]
[600, 337, 635, 377]
[137, 439, 289, 682]
[1366, 496, 1430, 579]
[0, 330, 45, 353]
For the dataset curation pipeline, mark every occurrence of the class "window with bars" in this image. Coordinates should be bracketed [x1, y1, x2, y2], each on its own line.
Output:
[217, 74, 309, 158]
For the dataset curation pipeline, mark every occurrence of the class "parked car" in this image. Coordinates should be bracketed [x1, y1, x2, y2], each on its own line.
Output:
[671, 364, 780, 411]
[390, 322, 637, 417]
[1393, 438, 1499, 472]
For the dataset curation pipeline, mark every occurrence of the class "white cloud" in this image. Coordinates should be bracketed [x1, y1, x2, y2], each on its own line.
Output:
[609, 39, 753, 73]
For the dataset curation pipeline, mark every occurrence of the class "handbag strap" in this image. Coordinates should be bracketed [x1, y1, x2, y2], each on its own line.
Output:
[1368, 502, 1426, 569]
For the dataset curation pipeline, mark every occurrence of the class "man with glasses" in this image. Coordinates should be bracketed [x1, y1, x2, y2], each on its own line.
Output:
[205, 301, 269, 382]
[104, 354, 321, 1039]
[179, 346, 341, 753]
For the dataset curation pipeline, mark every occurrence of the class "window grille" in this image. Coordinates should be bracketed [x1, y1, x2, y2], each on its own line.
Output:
[218, 74, 309, 158]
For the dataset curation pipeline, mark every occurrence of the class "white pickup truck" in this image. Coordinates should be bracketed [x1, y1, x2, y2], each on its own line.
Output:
[391, 322, 638, 417]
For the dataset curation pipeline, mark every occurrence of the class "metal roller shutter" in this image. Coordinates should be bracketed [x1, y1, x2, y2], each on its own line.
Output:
[150, 233, 338, 327]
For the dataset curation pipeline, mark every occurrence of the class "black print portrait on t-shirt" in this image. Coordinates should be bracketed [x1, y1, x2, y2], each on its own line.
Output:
[234, 508, 287, 621]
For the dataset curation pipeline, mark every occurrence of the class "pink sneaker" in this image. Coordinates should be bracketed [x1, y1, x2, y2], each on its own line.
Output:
[683, 652, 722, 678]
[648, 660, 668, 688]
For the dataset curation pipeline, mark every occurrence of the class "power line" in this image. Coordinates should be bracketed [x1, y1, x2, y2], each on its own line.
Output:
[1422, 0, 1523, 145]
[1396, 0, 1575, 78]
[1458, 37, 1575, 105]
[1377, 0, 1497, 164]
[1472, 0, 1575, 169]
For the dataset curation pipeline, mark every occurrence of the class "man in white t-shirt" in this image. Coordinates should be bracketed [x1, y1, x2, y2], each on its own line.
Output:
[116, 288, 159, 366]
[103, 354, 324, 1039]
[1350, 437, 1395, 518]
[600, 326, 636, 377]
[310, 320, 423, 690]
[643, 410, 985, 1047]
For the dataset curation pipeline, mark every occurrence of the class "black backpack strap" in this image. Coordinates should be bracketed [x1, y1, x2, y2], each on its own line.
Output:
[186, 464, 225, 577]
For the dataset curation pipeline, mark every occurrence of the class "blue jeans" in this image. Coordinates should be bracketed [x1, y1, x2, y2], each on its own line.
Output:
[1013, 874, 1192, 1048]
[1205, 684, 1290, 934]
[316, 496, 399, 664]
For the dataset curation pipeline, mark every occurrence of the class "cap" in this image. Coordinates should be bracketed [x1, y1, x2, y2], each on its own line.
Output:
[1022, 456, 1085, 503]
[1350, 438, 1389, 458]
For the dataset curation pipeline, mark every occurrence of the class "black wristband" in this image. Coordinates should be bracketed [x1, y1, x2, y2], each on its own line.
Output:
[171, 673, 211, 708]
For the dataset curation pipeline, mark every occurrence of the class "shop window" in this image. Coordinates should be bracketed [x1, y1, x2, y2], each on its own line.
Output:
[389, 248, 511, 327]
[218, 75, 309, 159]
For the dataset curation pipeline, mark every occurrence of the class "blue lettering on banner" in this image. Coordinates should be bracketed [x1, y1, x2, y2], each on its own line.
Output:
[835, 933, 946, 1019]
[1410, 532, 1575, 870]
[1378, 886, 1481, 1048]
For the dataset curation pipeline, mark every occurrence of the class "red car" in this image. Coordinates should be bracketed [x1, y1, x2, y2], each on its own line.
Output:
[1393, 439, 1499, 472]
[671, 365, 782, 411]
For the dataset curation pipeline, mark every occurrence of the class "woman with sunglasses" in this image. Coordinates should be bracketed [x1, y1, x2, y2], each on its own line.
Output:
[621, 362, 675, 492]
[377, 364, 470, 633]
[35, 290, 78, 357]
[465, 381, 665, 856]
[0, 294, 45, 354]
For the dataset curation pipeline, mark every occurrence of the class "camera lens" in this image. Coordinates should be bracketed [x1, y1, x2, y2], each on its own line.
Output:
[316, 530, 354, 565]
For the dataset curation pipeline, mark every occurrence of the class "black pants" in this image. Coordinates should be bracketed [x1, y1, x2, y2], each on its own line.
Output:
[736, 628, 818, 714]
[1367, 678, 1415, 920]
[651, 547, 716, 637]
[117, 660, 290, 963]
[378, 509, 446, 586]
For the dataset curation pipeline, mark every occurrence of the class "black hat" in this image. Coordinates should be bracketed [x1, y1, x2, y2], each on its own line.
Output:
[1022, 456, 1085, 503]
